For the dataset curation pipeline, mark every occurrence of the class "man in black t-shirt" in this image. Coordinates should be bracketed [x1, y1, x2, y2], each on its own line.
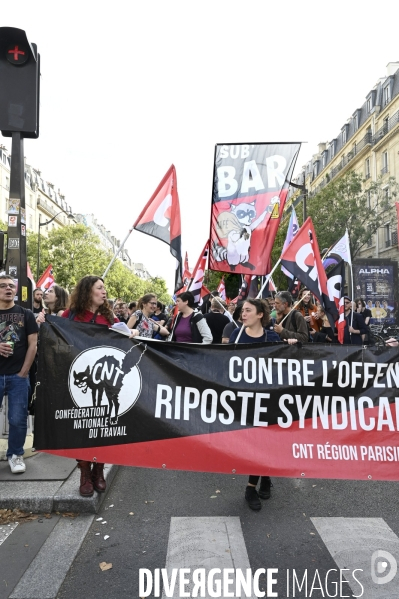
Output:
[32, 288, 44, 314]
[0, 276, 38, 474]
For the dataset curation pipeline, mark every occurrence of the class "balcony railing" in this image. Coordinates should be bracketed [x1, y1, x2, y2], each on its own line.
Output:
[385, 239, 392, 248]
[373, 110, 399, 145]
[37, 197, 67, 221]
[392, 231, 398, 246]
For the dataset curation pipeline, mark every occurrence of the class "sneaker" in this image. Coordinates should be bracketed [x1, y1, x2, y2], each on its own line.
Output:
[245, 486, 261, 511]
[259, 476, 273, 500]
[8, 454, 26, 474]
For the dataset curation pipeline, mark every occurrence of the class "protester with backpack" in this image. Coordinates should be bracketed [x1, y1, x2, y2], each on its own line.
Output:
[169, 291, 212, 344]
[273, 291, 309, 344]
[127, 293, 169, 339]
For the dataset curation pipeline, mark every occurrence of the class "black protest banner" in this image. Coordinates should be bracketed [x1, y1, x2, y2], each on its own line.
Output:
[34, 317, 399, 481]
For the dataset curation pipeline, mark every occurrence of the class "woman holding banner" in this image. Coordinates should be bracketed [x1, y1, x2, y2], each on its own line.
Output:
[62, 275, 138, 498]
[229, 298, 280, 510]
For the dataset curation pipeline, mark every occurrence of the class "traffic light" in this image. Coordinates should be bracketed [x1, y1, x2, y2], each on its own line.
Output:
[0, 26, 40, 138]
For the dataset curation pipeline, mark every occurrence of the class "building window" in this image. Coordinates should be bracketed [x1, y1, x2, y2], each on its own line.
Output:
[365, 158, 371, 179]
[353, 113, 359, 132]
[5, 176, 9, 190]
[381, 151, 388, 175]
[330, 141, 335, 158]
[384, 85, 391, 106]
[383, 116, 389, 133]
[367, 97, 372, 113]
[341, 125, 348, 146]
[29, 214, 33, 229]
[384, 224, 391, 248]
[367, 227, 373, 248]
[367, 190, 372, 209]
[384, 187, 389, 202]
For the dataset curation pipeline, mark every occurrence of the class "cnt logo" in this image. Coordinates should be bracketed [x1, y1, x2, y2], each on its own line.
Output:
[68, 345, 144, 424]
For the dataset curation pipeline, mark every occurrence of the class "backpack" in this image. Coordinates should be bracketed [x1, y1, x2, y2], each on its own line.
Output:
[132, 311, 143, 329]
[286, 310, 299, 332]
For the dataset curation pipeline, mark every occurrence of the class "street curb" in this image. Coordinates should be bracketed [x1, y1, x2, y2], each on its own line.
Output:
[54, 463, 118, 513]
[0, 464, 119, 513]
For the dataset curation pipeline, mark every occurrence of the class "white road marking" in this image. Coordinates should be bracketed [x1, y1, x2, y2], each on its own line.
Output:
[9, 514, 94, 599]
[162, 516, 257, 599]
[312, 517, 399, 599]
[0, 522, 18, 546]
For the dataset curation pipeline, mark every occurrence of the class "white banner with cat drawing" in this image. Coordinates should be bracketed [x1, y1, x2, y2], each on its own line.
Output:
[209, 142, 301, 275]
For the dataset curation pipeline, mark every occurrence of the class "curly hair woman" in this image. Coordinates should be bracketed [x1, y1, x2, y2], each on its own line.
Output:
[62, 276, 138, 497]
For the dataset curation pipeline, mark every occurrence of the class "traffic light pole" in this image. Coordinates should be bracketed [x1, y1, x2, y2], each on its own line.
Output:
[5, 131, 30, 307]
[0, 27, 40, 308]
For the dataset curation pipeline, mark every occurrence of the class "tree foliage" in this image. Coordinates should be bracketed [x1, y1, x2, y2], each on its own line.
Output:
[26, 224, 172, 303]
[204, 270, 241, 299]
[306, 171, 399, 258]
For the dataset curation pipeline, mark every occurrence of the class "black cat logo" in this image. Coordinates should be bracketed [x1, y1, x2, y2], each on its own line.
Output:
[73, 350, 140, 424]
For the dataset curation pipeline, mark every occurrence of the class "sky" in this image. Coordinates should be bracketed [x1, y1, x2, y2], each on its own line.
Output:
[2, 0, 399, 292]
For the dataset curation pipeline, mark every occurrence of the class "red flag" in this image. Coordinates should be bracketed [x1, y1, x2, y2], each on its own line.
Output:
[327, 260, 346, 344]
[217, 277, 226, 300]
[337, 297, 346, 344]
[37, 264, 54, 291]
[237, 274, 252, 301]
[188, 241, 209, 306]
[326, 260, 346, 310]
[27, 262, 36, 289]
[134, 165, 182, 292]
[280, 217, 338, 325]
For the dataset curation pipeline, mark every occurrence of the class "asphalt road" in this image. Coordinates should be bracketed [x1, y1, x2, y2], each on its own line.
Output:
[56, 466, 399, 599]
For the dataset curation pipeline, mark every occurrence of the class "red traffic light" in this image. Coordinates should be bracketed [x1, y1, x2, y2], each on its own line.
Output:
[7, 44, 28, 65]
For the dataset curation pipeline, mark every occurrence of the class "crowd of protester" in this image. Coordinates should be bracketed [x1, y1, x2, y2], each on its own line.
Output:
[1, 273, 398, 510]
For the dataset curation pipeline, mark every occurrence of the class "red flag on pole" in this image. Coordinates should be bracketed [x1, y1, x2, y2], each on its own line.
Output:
[27, 262, 36, 289]
[327, 260, 346, 344]
[37, 264, 54, 291]
[337, 297, 346, 344]
[188, 241, 209, 306]
[217, 277, 226, 300]
[133, 165, 183, 292]
[280, 217, 338, 325]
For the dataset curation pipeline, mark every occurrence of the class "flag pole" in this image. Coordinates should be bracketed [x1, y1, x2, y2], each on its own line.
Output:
[234, 259, 282, 343]
[256, 259, 281, 299]
[278, 291, 310, 326]
[102, 227, 134, 278]
[207, 292, 238, 326]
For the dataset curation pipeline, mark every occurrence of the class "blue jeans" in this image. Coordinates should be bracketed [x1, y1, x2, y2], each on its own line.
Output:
[0, 374, 29, 458]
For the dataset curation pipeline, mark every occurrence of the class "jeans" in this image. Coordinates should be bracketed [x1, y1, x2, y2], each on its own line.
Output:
[0, 374, 29, 458]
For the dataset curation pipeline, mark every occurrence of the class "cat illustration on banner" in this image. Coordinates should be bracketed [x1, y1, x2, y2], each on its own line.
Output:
[71, 345, 144, 424]
[212, 197, 280, 270]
